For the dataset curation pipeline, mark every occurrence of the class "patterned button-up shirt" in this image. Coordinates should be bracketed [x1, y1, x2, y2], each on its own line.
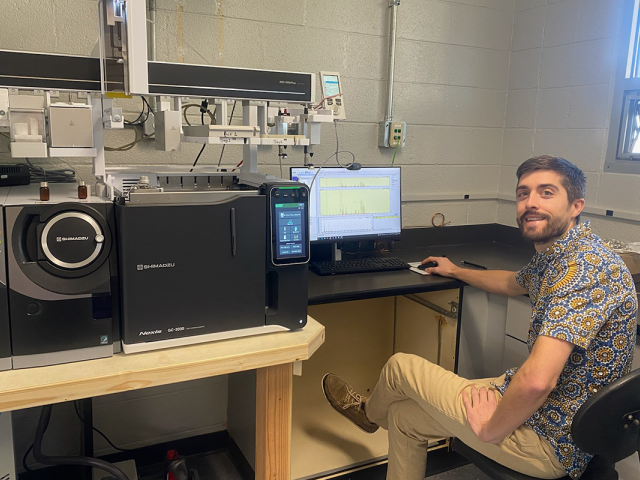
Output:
[496, 221, 637, 479]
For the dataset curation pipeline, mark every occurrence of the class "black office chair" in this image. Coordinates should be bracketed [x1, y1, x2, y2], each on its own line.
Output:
[452, 367, 640, 480]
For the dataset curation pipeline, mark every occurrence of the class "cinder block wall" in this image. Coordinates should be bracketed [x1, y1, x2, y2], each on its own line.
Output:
[0, 0, 515, 230]
[0, 0, 515, 469]
[499, 0, 640, 242]
[1, 1, 637, 238]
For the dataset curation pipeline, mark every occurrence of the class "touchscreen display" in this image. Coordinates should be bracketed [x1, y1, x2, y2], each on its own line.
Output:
[269, 184, 309, 265]
[274, 201, 307, 261]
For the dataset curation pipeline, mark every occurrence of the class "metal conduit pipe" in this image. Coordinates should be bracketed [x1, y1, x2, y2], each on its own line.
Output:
[148, 0, 157, 62]
[385, 0, 400, 122]
[148, 0, 157, 111]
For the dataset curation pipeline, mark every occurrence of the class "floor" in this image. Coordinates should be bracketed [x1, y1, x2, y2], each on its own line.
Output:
[133, 450, 490, 480]
[129, 447, 492, 480]
[136, 451, 242, 480]
[429, 465, 490, 480]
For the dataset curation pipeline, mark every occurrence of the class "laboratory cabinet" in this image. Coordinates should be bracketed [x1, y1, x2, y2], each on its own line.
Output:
[457, 287, 532, 379]
[503, 295, 531, 371]
[457, 286, 508, 380]
[286, 290, 460, 480]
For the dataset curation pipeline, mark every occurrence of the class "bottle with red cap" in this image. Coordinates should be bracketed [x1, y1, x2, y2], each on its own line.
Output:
[165, 449, 189, 480]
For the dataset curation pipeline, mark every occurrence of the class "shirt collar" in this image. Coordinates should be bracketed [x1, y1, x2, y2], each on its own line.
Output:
[536, 220, 592, 260]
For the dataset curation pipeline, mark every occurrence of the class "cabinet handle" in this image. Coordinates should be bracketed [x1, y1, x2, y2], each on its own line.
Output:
[230, 208, 237, 257]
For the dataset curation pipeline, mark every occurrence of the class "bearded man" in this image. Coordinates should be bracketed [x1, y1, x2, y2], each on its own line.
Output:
[322, 156, 637, 480]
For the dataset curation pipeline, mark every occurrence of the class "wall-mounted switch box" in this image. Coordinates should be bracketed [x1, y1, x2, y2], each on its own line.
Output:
[379, 121, 406, 148]
[155, 110, 182, 152]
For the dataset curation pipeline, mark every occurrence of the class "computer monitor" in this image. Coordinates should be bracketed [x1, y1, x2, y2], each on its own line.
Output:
[290, 166, 402, 243]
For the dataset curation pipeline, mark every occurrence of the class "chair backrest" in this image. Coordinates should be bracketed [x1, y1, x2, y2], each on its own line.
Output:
[571, 367, 640, 464]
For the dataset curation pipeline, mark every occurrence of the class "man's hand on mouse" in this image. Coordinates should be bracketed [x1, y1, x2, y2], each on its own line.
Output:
[420, 256, 459, 277]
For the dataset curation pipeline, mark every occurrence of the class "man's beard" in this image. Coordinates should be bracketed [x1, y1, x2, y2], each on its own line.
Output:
[517, 212, 572, 244]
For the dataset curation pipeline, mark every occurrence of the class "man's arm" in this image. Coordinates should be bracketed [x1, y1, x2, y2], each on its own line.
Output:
[421, 256, 527, 296]
[463, 335, 575, 443]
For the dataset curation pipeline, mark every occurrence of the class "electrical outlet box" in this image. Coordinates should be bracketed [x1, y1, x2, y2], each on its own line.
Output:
[0, 89, 8, 127]
[155, 110, 182, 152]
[378, 121, 406, 148]
[143, 111, 155, 137]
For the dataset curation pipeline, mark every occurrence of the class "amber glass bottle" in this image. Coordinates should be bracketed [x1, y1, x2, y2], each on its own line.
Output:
[39, 182, 50, 201]
[78, 181, 87, 199]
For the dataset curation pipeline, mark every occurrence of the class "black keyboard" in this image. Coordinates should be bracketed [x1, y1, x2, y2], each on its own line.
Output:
[310, 257, 410, 276]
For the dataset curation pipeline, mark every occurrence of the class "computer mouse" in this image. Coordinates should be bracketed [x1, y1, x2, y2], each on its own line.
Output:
[418, 261, 438, 270]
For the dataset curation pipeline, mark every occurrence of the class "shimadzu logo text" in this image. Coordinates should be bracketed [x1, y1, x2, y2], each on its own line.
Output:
[57, 236, 89, 242]
[136, 263, 176, 270]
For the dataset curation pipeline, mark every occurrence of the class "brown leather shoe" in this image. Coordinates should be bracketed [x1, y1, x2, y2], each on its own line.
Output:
[322, 373, 379, 433]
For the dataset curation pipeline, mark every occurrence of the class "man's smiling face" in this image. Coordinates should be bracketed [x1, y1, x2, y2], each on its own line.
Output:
[515, 170, 584, 252]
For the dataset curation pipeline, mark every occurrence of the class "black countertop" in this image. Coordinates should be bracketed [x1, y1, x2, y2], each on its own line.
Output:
[308, 225, 536, 305]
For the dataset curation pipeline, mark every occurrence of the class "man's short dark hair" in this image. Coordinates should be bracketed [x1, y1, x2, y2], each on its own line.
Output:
[516, 155, 586, 203]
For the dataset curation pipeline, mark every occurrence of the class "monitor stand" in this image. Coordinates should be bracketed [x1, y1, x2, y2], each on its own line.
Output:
[332, 240, 377, 261]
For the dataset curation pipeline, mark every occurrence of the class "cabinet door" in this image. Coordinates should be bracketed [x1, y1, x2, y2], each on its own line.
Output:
[503, 335, 529, 371]
[395, 290, 459, 373]
[506, 295, 531, 342]
[458, 287, 508, 380]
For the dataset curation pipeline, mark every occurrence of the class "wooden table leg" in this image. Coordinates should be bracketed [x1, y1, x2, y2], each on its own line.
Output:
[255, 363, 293, 480]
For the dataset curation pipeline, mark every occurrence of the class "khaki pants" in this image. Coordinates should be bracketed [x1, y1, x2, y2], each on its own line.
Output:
[365, 353, 567, 480]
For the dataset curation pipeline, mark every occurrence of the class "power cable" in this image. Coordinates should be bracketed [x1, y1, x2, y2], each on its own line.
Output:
[391, 139, 400, 165]
[22, 444, 34, 472]
[308, 149, 356, 193]
[189, 99, 214, 172]
[141, 96, 154, 116]
[26, 158, 76, 183]
[33, 405, 130, 480]
[124, 96, 150, 126]
[73, 401, 133, 453]
[104, 127, 154, 152]
[308, 120, 357, 192]
[333, 120, 357, 169]
[182, 102, 215, 126]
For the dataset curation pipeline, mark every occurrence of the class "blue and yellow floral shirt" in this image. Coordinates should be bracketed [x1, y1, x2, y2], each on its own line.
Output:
[496, 221, 637, 479]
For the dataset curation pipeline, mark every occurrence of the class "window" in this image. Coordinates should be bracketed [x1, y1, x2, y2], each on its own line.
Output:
[605, 0, 640, 173]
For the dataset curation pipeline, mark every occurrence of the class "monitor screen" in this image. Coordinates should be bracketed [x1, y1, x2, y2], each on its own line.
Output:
[290, 167, 402, 242]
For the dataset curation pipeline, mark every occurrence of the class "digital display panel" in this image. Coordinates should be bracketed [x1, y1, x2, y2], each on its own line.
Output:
[322, 75, 341, 97]
[274, 202, 307, 261]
